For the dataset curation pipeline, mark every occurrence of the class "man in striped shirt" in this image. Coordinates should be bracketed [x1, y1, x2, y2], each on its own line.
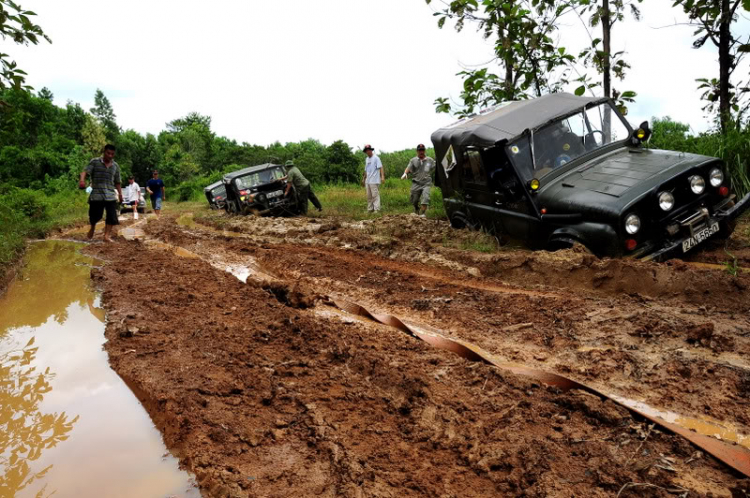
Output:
[79, 144, 123, 242]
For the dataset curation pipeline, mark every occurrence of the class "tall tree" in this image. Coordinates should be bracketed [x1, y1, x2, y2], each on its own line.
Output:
[428, 0, 577, 116]
[89, 88, 119, 142]
[37, 86, 52, 101]
[673, 0, 750, 131]
[574, 0, 641, 105]
[0, 0, 50, 94]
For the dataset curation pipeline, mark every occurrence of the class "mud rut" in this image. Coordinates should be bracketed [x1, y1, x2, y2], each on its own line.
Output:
[72, 213, 750, 497]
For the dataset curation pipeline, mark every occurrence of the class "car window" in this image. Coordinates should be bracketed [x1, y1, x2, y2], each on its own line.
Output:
[462, 149, 487, 185]
[506, 101, 630, 179]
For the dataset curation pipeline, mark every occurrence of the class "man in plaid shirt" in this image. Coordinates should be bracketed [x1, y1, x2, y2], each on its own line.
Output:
[79, 144, 123, 242]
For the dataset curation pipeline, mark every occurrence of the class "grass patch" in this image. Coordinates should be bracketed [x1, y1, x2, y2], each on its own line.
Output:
[0, 189, 89, 269]
[313, 179, 446, 220]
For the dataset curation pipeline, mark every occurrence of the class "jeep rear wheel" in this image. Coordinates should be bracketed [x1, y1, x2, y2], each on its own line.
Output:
[450, 211, 479, 230]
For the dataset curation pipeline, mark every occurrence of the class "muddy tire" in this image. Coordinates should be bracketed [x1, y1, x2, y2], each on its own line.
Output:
[449, 212, 467, 229]
[450, 211, 479, 230]
[716, 201, 737, 239]
[718, 219, 737, 239]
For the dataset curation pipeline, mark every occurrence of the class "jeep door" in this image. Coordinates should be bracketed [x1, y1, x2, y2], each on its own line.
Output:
[459, 147, 495, 225]
[482, 146, 540, 241]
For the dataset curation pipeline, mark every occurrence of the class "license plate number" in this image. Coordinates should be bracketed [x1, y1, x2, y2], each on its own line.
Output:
[682, 222, 720, 253]
[267, 190, 283, 198]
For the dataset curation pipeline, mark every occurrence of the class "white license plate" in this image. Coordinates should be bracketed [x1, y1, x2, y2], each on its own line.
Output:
[267, 190, 283, 198]
[682, 222, 720, 253]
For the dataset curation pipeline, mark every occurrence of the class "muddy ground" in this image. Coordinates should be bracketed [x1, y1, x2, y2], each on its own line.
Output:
[70, 211, 750, 497]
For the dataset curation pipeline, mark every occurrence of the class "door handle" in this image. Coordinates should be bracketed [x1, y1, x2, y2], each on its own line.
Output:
[465, 194, 472, 200]
[494, 200, 502, 206]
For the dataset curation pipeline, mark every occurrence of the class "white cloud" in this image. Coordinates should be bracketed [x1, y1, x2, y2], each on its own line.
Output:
[11, 0, 749, 151]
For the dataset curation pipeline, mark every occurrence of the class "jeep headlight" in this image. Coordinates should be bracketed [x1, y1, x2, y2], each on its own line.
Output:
[689, 175, 705, 194]
[624, 213, 641, 235]
[658, 191, 675, 211]
[709, 167, 723, 187]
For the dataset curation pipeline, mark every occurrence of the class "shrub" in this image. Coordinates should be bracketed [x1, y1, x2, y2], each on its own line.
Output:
[0, 187, 50, 221]
[649, 117, 750, 197]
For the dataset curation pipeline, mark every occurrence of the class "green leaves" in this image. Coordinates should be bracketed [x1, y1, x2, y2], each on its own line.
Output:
[0, 0, 51, 93]
[574, 85, 586, 96]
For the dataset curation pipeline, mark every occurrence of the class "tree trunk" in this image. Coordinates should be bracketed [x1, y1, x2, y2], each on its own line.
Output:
[497, 8, 515, 100]
[602, 0, 612, 140]
[718, 0, 731, 133]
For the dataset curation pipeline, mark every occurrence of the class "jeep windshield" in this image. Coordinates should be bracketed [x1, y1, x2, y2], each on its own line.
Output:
[234, 168, 285, 190]
[506, 101, 630, 180]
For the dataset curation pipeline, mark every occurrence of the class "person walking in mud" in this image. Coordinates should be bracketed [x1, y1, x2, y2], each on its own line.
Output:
[78, 144, 123, 243]
[122, 176, 141, 219]
[401, 144, 435, 217]
[283, 160, 322, 215]
[146, 170, 165, 217]
[362, 144, 385, 213]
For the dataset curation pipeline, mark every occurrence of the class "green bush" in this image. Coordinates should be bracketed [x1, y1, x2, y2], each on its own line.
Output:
[650, 117, 750, 197]
[0, 187, 50, 221]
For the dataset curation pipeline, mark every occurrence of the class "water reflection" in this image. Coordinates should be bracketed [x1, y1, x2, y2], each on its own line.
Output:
[0, 338, 79, 497]
[0, 241, 199, 498]
[0, 241, 97, 333]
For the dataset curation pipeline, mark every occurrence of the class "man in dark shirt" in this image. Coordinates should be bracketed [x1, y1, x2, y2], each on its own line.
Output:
[146, 170, 166, 217]
[283, 160, 322, 215]
[79, 144, 123, 242]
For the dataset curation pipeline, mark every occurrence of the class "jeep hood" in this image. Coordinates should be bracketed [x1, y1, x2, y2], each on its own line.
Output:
[537, 148, 719, 217]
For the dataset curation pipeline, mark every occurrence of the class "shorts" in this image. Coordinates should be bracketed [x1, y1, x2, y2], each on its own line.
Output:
[410, 186, 431, 206]
[151, 197, 162, 210]
[89, 200, 119, 226]
[124, 201, 137, 207]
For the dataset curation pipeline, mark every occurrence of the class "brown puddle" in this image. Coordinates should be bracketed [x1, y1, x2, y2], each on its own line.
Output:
[0, 240, 199, 497]
[145, 240, 200, 259]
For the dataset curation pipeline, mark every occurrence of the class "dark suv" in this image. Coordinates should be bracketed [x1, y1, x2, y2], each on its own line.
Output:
[222, 163, 295, 216]
[431, 93, 749, 260]
[204, 180, 227, 210]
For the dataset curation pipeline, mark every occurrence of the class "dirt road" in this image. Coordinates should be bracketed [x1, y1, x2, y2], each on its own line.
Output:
[76, 211, 750, 497]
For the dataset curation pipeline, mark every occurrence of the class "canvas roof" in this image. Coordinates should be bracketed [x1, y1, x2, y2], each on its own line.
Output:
[204, 180, 225, 192]
[223, 163, 283, 182]
[431, 93, 606, 152]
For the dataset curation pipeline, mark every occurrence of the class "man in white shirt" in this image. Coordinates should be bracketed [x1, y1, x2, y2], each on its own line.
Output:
[362, 144, 385, 213]
[122, 176, 141, 218]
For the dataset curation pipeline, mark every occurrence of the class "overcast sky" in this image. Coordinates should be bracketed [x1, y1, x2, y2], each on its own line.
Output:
[11, 0, 749, 152]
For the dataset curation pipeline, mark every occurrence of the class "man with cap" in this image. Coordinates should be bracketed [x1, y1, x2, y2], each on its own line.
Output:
[362, 144, 385, 212]
[283, 160, 322, 215]
[401, 144, 436, 217]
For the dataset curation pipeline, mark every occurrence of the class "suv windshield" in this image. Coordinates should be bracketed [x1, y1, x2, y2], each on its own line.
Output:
[507, 101, 630, 179]
[234, 167, 285, 189]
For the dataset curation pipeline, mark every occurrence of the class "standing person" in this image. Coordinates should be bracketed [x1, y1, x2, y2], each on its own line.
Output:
[400, 144, 436, 217]
[78, 144, 123, 243]
[122, 176, 141, 219]
[146, 170, 165, 217]
[283, 160, 322, 215]
[362, 144, 385, 213]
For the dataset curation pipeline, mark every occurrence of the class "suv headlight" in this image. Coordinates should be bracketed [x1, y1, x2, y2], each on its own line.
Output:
[658, 191, 675, 211]
[689, 175, 705, 194]
[709, 167, 723, 187]
[625, 213, 641, 234]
